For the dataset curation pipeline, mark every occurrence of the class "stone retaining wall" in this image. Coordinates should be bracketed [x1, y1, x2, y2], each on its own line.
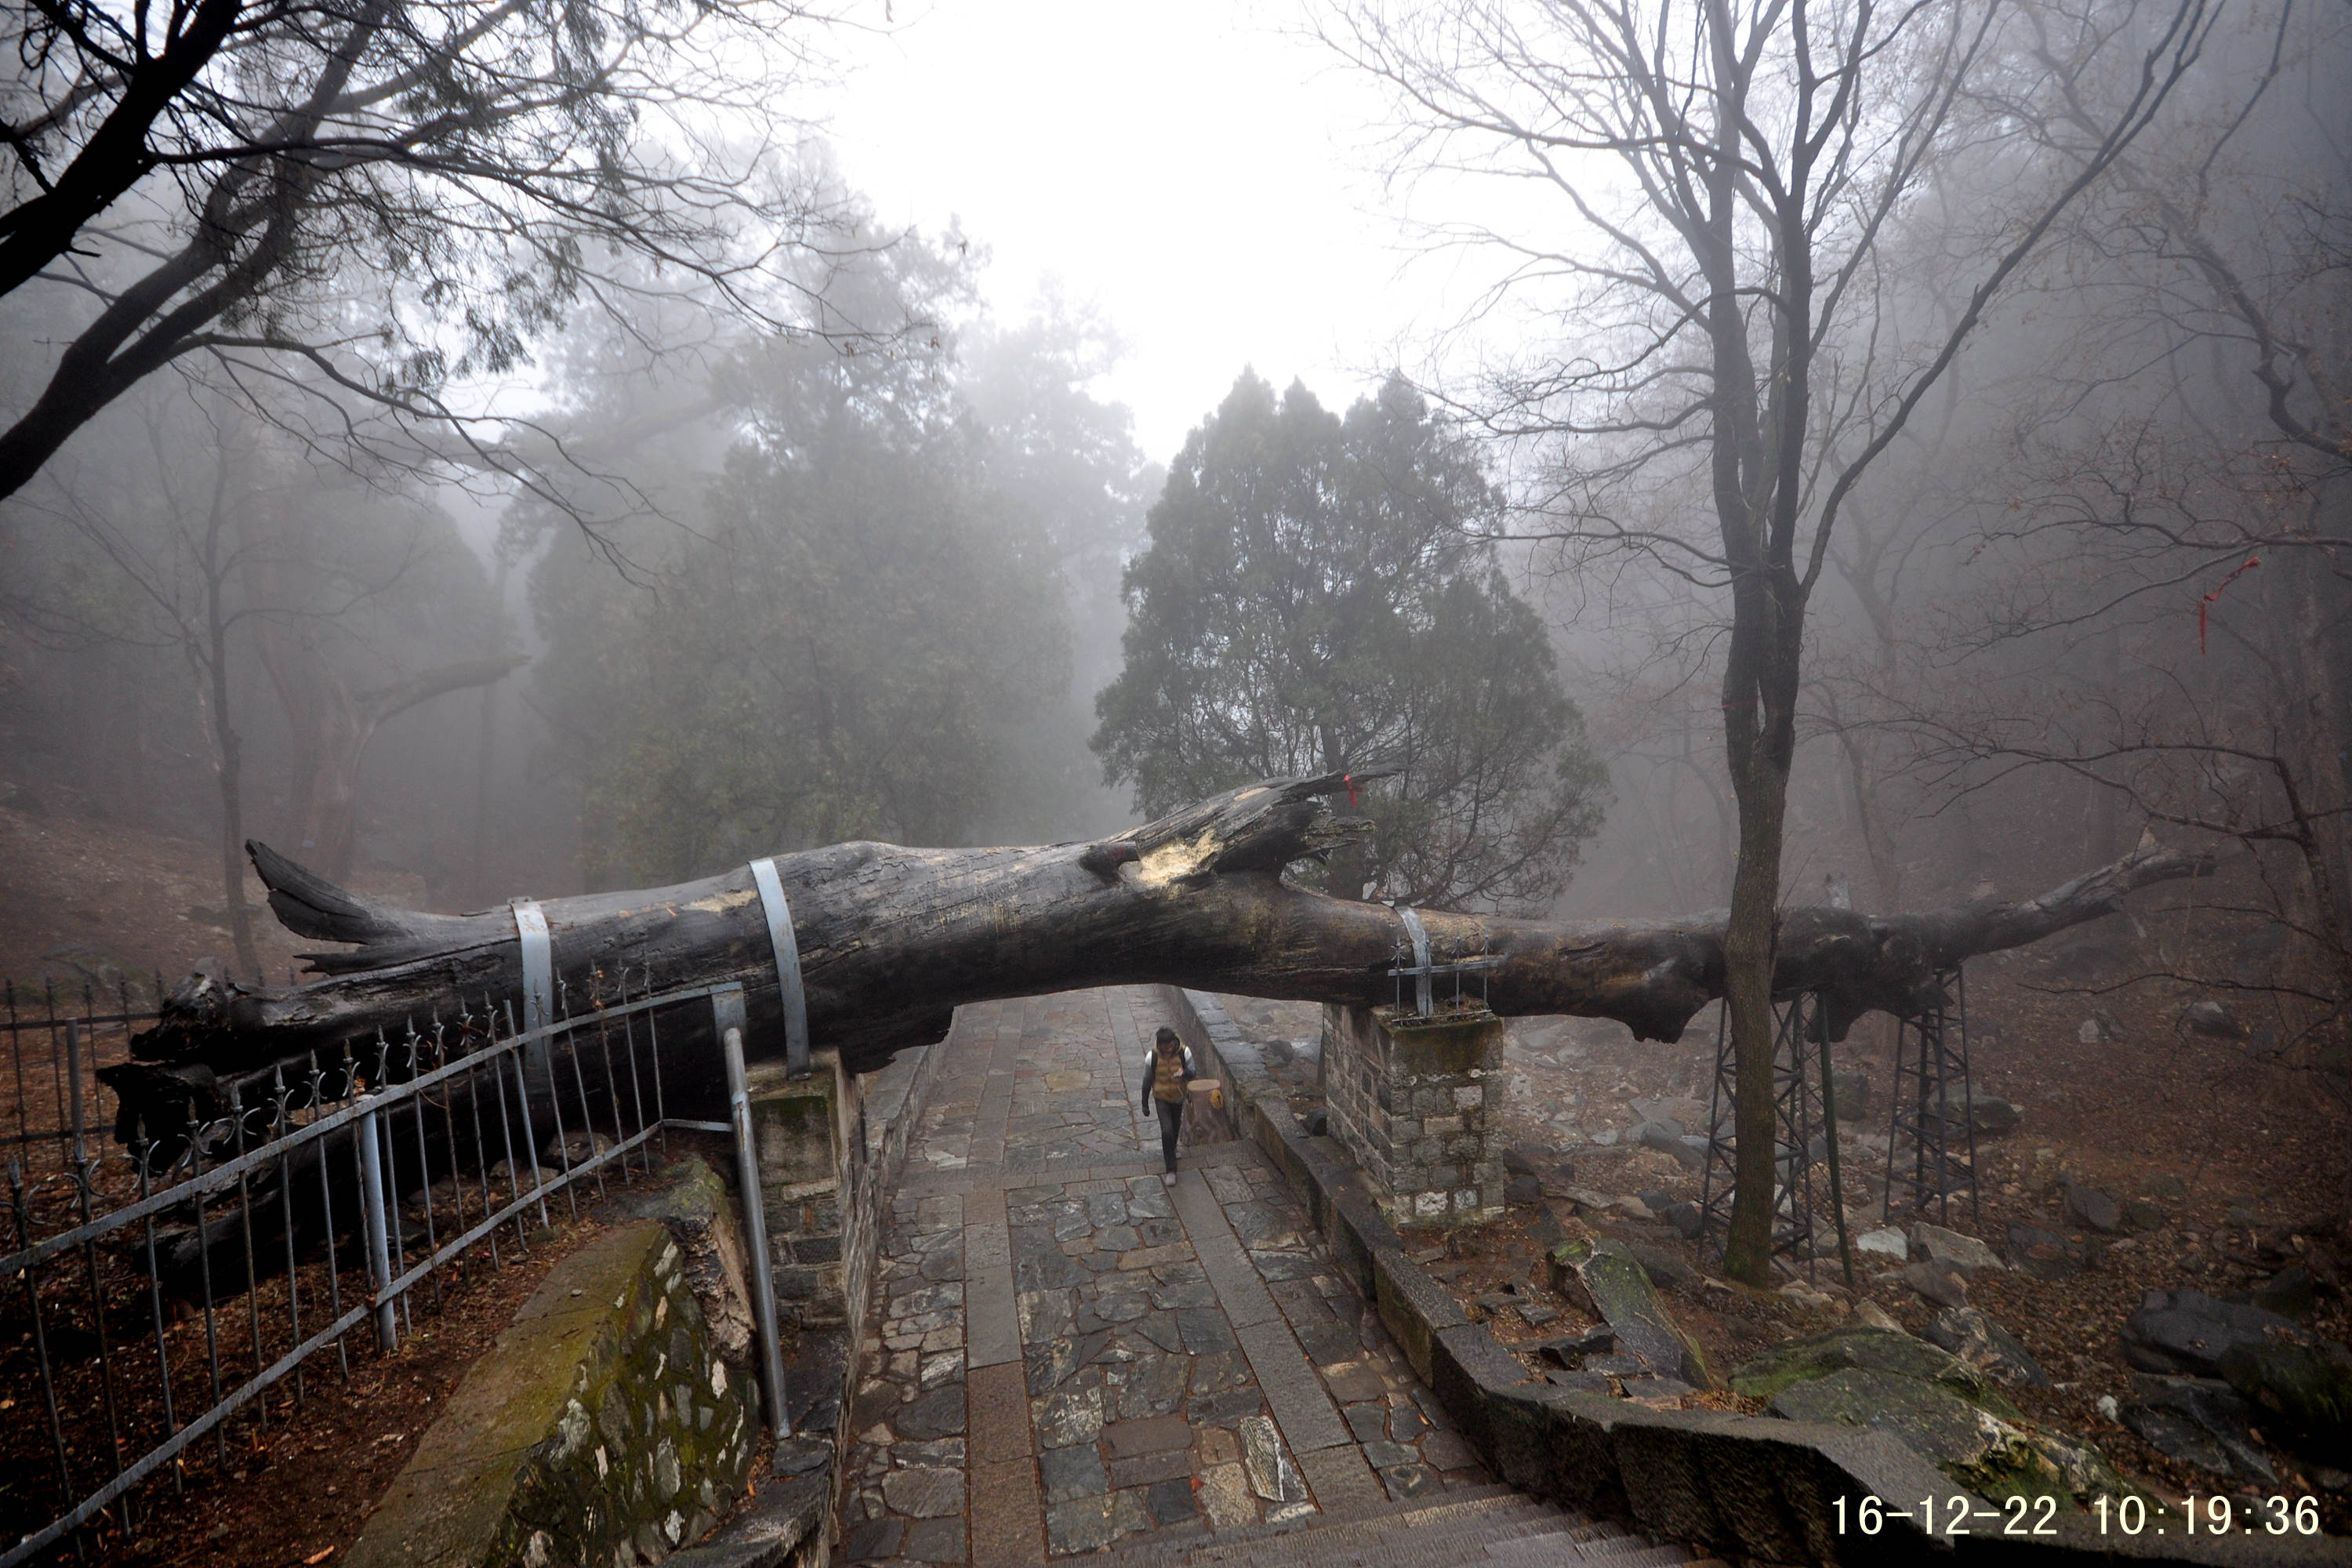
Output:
[348, 1221, 757, 1568]
[1159, 986, 2350, 1567]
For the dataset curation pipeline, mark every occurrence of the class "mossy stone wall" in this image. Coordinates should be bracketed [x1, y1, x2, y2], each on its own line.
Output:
[348, 1221, 756, 1568]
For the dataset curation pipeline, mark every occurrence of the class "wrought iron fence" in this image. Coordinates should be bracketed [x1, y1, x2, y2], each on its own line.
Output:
[0, 971, 750, 1566]
[5, 976, 165, 1158]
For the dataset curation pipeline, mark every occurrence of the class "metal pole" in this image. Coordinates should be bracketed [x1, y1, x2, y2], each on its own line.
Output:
[1813, 997, 1857, 1289]
[717, 988, 790, 1439]
[354, 1097, 397, 1352]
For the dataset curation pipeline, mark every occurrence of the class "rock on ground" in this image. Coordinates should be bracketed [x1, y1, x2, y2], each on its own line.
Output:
[1547, 1236, 1708, 1385]
[1910, 1222, 2002, 1275]
[2217, 1338, 2352, 1465]
[1924, 1307, 2050, 1389]
[1855, 1226, 1908, 1263]
[2006, 1222, 2085, 1283]
[2119, 1375, 2278, 1485]
[1741, 1326, 2127, 1509]
[2121, 1289, 2302, 1377]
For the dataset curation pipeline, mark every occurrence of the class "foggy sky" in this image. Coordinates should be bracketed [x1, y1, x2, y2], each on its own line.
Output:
[813, 1, 1468, 457]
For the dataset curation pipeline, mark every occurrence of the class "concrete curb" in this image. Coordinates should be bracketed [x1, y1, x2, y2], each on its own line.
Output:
[1157, 986, 2349, 1567]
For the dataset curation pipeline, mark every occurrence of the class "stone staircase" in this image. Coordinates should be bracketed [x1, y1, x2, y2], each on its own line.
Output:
[1094, 1485, 1713, 1568]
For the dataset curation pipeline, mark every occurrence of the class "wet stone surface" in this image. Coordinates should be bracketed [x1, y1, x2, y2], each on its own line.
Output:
[839, 989, 1492, 1563]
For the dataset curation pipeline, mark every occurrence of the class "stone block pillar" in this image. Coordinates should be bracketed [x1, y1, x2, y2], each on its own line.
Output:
[746, 1049, 853, 1329]
[1320, 1004, 1505, 1225]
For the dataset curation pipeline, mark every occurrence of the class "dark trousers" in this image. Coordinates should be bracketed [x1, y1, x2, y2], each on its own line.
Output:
[1153, 1097, 1183, 1171]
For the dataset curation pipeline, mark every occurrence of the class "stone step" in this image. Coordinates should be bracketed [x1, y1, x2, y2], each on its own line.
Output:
[1225, 1512, 1674, 1568]
[1136, 1514, 1569, 1568]
[1092, 1490, 1697, 1568]
[1094, 1486, 1563, 1568]
[1486, 1530, 1695, 1566]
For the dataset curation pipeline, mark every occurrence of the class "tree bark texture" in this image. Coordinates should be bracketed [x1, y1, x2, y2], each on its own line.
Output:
[111, 773, 2209, 1135]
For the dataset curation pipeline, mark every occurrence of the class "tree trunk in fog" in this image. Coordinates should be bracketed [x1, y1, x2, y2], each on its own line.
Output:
[254, 626, 525, 884]
[201, 576, 260, 979]
[110, 772, 2209, 1137]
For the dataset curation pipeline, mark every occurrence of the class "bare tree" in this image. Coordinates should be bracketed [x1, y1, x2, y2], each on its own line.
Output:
[1897, 0, 2352, 1084]
[0, 0, 859, 506]
[24, 394, 273, 972]
[1332, 0, 2216, 1283]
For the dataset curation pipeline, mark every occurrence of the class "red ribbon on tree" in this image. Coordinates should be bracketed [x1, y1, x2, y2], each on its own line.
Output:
[1343, 773, 1359, 808]
[2199, 557, 2261, 654]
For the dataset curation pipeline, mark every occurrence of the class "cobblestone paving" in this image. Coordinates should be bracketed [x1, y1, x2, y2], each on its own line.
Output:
[838, 989, 1492, 1566]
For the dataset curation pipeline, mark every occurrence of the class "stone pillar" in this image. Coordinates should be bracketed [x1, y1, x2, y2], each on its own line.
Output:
[746, 1049, 853, 1329]
[1319, 1004, 1505, 1225]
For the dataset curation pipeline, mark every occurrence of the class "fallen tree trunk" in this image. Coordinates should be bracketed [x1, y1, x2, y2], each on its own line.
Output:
[114, 773, 2205, 1128]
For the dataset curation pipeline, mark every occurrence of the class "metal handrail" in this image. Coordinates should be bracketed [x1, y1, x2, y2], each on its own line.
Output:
[2, 974, 785, 1568]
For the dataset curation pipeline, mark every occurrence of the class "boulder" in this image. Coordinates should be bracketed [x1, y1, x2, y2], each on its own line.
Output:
[1502, 1143, 1543, 1178]
[1924, 1307, 2051, 1389]
[1933, 1085, 2021, 1134]
[2120, 1375, 2278, 1484]
[1503, 1174, 1543, 1207]
[1855, 1226, 1908, 1263]
[2122, 1290, 2303, 1377]
[1626, 1241, 1693, 1290]
[2245, 1265, 2317, 1322]
[1660, 1200, 1704, 1242]
[1769, 1367, 2012, 1469]
[1903, 1259, 1971, 1311]
[1547, 1237, 1708, 1385]
[1632, 1120, 1704, 1170]
[1731, 1326, 2017, 1416]
[1748, 1329, 2128, 1508]
[2122, 1199, 2165, 1233]
[2063, 1181, 2124, 1235]
[1911, 1223, 2002, 1275]
[2007, 1222, 2085, 1282]
[2218, 1338, 2352, 1464]
[1302, 1107, 1328, 1137]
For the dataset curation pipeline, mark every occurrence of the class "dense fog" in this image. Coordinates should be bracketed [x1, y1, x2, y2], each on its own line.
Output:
[2, 0, 2345, 1014]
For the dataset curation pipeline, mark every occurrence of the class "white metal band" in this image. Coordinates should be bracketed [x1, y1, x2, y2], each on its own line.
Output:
[511, 898, 553, 1074]
[1394, 905, 1433, 1017]
[749, 857, 811, 1079]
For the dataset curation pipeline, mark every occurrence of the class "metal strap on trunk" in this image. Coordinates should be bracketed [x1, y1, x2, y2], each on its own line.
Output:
[511, 897, 553, 1076]
[1392, 904, 1434, 1017]
[749, 857, 811, 1080]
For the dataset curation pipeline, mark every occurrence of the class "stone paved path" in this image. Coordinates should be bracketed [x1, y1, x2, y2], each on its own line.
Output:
[839, 989, 1497, 1566]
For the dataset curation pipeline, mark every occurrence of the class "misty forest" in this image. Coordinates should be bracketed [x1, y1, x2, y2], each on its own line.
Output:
[2, 0, 2350, 1563]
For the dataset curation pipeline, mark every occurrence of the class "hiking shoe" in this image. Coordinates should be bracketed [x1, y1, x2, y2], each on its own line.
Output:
[1161, 1171, 1176, 1187]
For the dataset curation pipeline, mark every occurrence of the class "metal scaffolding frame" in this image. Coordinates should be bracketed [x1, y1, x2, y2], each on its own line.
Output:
[1884, 964, 1980, 1228]
[1697, 990, 1855, 1283]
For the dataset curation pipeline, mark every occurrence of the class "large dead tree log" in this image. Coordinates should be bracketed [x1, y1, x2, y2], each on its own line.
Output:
[114, 773, 2205, 1127]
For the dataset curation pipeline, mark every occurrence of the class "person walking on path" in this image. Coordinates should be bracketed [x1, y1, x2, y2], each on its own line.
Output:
[1138, 1025, 1197, 1185]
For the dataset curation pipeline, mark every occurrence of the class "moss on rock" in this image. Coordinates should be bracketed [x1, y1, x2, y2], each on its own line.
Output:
[1730, 1324, 2016, 1416]
[349, 1220, 757, 1568]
